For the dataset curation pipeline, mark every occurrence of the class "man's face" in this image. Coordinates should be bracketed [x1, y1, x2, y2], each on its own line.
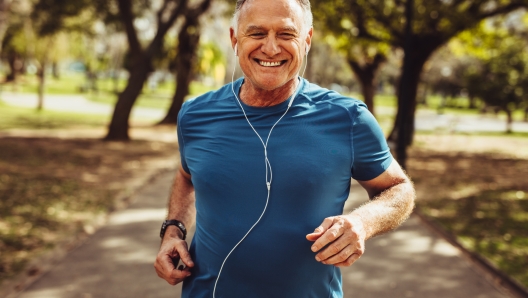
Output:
[231, 0, 312, 92]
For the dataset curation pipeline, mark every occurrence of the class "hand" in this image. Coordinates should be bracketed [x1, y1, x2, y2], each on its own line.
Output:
[306, 215, 366, 267]
[154, 234, 194, 285]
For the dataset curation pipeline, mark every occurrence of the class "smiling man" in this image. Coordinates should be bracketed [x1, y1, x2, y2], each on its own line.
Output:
[154, 0, 415, 297]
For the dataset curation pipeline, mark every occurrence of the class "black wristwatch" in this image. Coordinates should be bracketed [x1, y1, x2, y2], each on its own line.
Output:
[160, 220, 187, 240]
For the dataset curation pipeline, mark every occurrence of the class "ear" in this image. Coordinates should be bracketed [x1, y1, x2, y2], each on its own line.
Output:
[304, 27, 313, 54]
[230, 27, 238, 55]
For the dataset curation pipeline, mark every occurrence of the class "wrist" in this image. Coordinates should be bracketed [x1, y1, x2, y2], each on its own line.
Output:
[345, 214, 368, 241]
[160, 219, 187, 240]
[164, 225, 185, 240]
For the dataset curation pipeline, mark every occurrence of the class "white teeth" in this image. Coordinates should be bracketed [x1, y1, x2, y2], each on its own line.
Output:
[259, 61, 281, 67]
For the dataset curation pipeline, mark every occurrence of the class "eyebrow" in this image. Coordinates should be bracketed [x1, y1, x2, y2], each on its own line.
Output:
[244, 25, 299, 34]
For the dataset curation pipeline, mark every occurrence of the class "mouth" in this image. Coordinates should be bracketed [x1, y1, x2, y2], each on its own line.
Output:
[255, 59, 287, 67]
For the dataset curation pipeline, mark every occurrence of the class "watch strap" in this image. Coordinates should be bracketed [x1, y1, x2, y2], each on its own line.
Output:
[160, 219, 187, 240]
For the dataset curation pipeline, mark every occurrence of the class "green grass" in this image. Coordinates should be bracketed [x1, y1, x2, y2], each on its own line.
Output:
[418, 190, 528, 288]
[87, 81, 214, 109]
[3, 73, 216, 110]
[0, 100, 109, 130]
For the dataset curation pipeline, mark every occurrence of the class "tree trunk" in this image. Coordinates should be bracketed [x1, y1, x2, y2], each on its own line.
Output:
[359, 81, 375, 115]
[158, 17, 201, 125]
[5, 52, 18, 82]
[468, 94, 477, 109]
[0, 0, 10, 56]
[37, 62, 46, 111]
[505, 109, 512, 134]
[388, 37, 440, 148]
[52, 61, 60, 79]
[347, 53, 385, 117]
[105, 56, 151, 140]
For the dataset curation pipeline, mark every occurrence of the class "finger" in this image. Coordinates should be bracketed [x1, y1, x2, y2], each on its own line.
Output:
[318, 244, 357, 265]
[315, 236, 349, 262]
[334, 252, 362, 267]
[177, 244, 195, 268]
[306, 217, 335, 242]
[155, 257, 192, 286]
[164, 269, 192, 286]
[311, 219, 345, 253]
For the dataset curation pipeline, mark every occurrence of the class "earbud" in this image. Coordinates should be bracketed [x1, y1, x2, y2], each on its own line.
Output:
[305, 43, 310, 55]
[234, 43, 238, 56]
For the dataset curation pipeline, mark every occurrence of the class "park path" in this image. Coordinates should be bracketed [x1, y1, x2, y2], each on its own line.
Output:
[8, 172, 516, 298]
[2, 91, 528, 133]
[0, 91, 165, 120]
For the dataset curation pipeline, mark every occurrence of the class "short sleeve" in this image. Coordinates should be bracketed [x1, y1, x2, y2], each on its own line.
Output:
[177, 102, 191, 174]
[350, 103, 393, 181]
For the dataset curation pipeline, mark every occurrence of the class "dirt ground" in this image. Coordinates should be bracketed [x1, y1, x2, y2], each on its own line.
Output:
[409, 134, 528, 201]
[0, 130, 179, 284]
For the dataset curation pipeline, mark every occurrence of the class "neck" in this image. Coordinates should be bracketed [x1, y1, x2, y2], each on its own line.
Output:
[239, 78, 299, 107]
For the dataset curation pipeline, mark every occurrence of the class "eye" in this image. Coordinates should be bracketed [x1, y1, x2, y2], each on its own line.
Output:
[250, 32, 266, 39]
[279, 33, 296, 40]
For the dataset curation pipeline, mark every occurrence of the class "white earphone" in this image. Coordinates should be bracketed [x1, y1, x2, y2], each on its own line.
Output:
[214, 40, 300, 298]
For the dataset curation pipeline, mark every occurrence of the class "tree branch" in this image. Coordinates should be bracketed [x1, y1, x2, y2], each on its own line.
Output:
[117, 0, 142, 57]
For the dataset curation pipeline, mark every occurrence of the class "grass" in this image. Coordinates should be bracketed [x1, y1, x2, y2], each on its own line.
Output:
[0, 101, 110, 130]
[2, 73, 216, 110]
[418, 190, 528, 288]
[407, 144, 528, 289]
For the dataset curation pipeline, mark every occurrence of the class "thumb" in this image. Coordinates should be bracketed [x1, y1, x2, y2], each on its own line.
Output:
[305, 226, 325, 241]
[305, 217, 335, 241]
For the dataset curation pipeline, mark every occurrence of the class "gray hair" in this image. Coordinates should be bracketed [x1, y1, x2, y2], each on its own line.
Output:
[232, 0, 313, 36]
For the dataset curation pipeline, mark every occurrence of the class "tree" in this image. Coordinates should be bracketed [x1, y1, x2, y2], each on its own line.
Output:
[29, 0, 104, 110]
[312, 5, 390, 117]
[457, 18, 528, 132]
[311, 0, 528, 149]
[105, 0, 224, 140]
[0, 0, 12, 56]
[158, 0, 212, 125]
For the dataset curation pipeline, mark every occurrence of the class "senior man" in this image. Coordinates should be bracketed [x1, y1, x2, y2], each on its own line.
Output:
[154, 0, 415, 297]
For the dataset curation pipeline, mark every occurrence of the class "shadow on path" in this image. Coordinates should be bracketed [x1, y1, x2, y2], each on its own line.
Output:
[14, 174, 513, 298]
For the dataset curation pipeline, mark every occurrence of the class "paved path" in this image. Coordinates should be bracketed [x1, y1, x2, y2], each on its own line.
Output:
[12, 172, 514, 298]
[0, 92, 165, 120]
[2, 92, 528, 133]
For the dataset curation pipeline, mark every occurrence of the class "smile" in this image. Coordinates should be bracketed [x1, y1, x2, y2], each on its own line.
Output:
[256, 59, 285, 67]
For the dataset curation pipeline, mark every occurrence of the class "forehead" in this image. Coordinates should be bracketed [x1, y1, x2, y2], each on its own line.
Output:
[238, 0, 305, 32]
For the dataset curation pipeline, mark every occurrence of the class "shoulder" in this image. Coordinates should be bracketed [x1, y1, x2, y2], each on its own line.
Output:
[297, 79, 369, 119]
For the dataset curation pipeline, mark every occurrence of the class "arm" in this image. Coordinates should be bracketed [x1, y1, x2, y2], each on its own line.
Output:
[306, 159, 415, 267]
[154, 165, 196, 285]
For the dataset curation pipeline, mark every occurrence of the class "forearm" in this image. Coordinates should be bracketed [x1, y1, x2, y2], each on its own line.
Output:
[350, 180, 415, 240]
[165, 166, 196, 240]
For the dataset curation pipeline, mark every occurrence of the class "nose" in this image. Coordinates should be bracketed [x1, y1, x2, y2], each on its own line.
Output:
[260, 36, 281, 57]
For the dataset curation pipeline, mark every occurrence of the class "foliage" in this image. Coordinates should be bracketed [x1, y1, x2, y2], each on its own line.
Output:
[458, 19, 528, 117]
[312, 0, 528, 154]
[424, 14, 528, 131]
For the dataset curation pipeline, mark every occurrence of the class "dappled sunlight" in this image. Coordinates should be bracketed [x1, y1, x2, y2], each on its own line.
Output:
[108, 208, 166, 226]
[341, 217, 504, 298]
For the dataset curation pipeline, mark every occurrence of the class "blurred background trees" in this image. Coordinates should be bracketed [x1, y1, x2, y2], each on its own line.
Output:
[0, 0, 527, 150]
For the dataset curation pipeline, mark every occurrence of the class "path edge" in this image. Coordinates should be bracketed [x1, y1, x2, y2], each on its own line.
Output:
[0, 160, 177, 298]
[414, 207, 528, 298]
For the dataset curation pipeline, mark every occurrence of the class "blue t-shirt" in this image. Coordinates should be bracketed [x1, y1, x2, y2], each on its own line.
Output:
[177, 77, 392, 298]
